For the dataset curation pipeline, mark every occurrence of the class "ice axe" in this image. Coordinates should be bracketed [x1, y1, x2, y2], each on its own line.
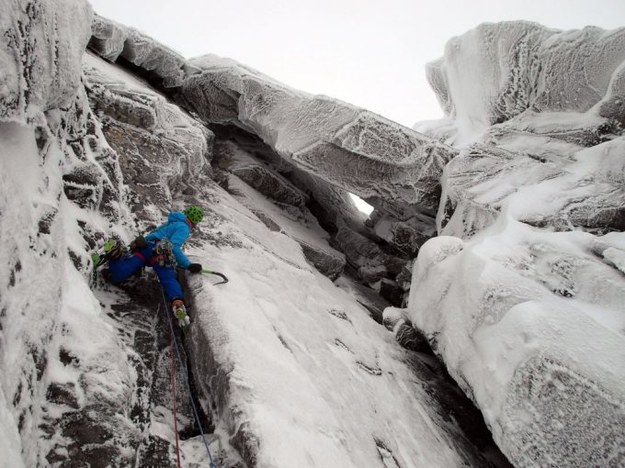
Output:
[201, 269, 229, 285]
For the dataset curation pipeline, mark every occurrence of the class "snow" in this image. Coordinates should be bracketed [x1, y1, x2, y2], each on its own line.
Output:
[180, 181, 497, 467]
[0, 387, 24, 468]
[408, 219, 625, 466]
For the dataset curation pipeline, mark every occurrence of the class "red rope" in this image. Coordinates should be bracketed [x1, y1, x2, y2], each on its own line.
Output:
[170, 331, 183, 468]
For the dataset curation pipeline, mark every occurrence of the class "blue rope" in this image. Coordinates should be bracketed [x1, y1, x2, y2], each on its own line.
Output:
[161, 289, 218, 468]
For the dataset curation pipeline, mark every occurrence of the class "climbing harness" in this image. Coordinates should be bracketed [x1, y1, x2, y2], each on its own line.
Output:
[161, 289, 218, 468]
[201, 269, 229, 285]
[153, 239, 177, 267]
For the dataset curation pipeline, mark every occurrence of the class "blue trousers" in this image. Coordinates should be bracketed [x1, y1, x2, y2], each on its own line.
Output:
[107, 242, 183, 302]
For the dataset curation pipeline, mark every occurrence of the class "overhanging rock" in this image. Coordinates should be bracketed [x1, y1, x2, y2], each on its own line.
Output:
[88, 14, 188, 88]
[179, 55, 457, 213]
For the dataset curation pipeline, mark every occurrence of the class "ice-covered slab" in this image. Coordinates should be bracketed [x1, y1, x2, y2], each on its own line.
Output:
[183, 182, 507, 467]
[181, 55, 456, 212]
[407, 223, 625, 467]
[220, 145, 348, 280]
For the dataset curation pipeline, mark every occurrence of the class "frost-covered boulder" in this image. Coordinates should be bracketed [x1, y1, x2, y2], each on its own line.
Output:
[180, 55, 456, 213]
[382, 307, 431, 354]
[427, 21, 625, 138]
[369, 210, 435, 256]
[333, 222, 408, 304]
[407, 225, 625, 467]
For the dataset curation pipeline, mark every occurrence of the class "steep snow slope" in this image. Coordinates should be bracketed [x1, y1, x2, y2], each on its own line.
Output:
[182, 176, 505, 467]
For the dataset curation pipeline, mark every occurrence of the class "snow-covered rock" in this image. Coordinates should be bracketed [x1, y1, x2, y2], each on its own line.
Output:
[0, 0, 92, 122]
[0, 3, 160, 466]
[83, 52, 212, 221]
[598, 61, 625, 126]
[370, 210, 436, 256]
[439, 129, 625, 239]
[89, 13, 127, 62]
[407, 224, 625, 467]
[217, 140, 308, 208]
[88, 14, 188, 87]
[333, 222, 408, 305]
[412, 20, 625, 467]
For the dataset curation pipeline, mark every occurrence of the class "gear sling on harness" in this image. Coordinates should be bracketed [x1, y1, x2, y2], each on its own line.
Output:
[107, 239, 184, 302]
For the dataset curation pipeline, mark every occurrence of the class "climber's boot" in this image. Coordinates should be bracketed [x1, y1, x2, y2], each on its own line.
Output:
[172, 299, 191, 328]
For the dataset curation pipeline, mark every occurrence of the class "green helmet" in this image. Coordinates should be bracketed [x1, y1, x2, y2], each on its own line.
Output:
[184, 205, 204, 225]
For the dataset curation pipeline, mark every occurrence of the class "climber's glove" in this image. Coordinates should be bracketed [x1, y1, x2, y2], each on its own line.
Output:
[187, 263, 203, 274]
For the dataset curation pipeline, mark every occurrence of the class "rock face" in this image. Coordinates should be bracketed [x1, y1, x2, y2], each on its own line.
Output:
[410, 21, 625, 468]
[427, 21, 625, 138]
[0, 5, 519, 467]
[83, 52, 212, 221]
[84, 13, 447, 307]
[0, 0, 93, 121]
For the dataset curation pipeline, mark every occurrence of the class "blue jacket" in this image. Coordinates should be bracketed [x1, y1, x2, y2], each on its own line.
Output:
[145, 211, 193, 268]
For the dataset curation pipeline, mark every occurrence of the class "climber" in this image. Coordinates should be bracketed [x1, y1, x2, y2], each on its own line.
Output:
[93, 206, 205, 327]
